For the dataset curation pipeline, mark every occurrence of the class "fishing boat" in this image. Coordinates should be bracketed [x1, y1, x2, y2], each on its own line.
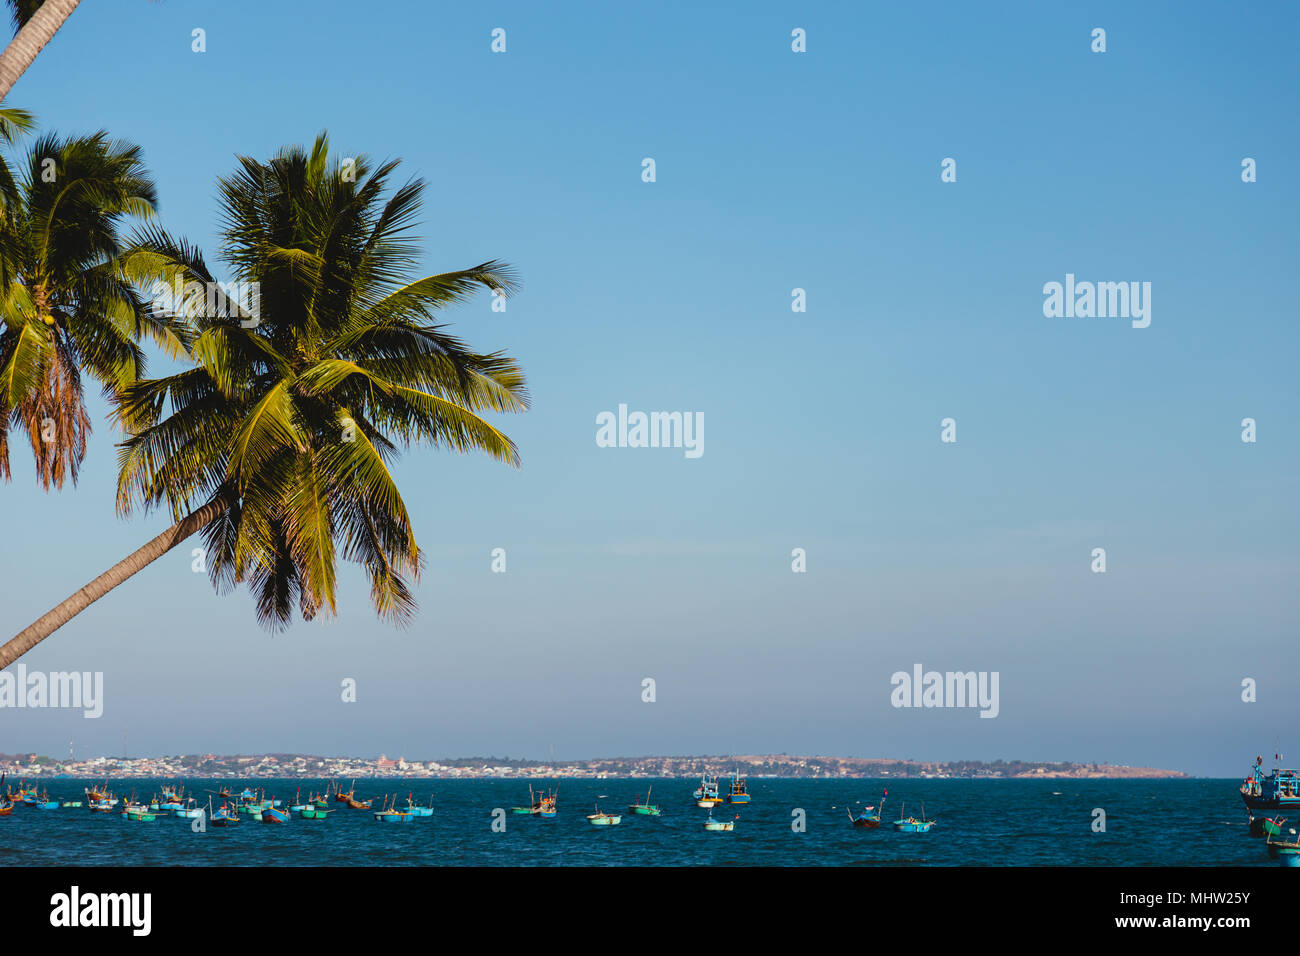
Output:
[121, 799, 157, 822]
[175, 798, 204, 820]
[310, 791, 330, 810]
[84, 782, 111, 802]
[373, 796, 414, 823]
[1266, 824, 1300, 866]
[210, 802, 240, 827]
[88, 796, 117, 813]
[587, 805, 622, 826]
[628, 787, 661, 816]
[848, 789, 887, 828]
[1248, 809, 1285, 837]
[261, 804, 290, 824]
[403, 793, 434, 817]
[299, 806, 331, 819]
[0, 774, 11, 816]
[725, 772, 750, 805]
[892, 801, 935, 833]
[1241, 755, 1300, 812]
[513, 785, 558, 817]
[287, 788, 310, 813]
[694, 773, 721, 807]
[27, 786, 58, 810]
[702, 811, 736, 831]
[334, 781, 372, 809]
[693, 773, 718, 799]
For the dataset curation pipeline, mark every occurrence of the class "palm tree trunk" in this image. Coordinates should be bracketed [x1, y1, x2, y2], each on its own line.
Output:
[0, 0, 82, 104]
[0, 490, 232, 668]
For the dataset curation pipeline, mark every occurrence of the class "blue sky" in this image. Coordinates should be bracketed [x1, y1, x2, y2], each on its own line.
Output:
[0, 1, 1296, 776]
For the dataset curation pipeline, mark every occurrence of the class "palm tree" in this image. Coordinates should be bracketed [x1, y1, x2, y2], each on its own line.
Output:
[0, 126, 188, 487]
[0, 133, 527, 667]
[0, 0, 81, 103]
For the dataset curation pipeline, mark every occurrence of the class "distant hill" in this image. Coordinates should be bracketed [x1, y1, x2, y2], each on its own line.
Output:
[0, 751, 1187, 778]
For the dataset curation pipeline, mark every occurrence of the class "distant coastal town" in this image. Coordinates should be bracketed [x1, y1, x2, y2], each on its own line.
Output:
[0, 751, 1187, 780]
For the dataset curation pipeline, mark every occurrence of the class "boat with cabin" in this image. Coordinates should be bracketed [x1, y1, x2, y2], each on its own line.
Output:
[725, 772, 750, 804]
[1241, 755, 1300, 812]
[693, 773, 718, 799]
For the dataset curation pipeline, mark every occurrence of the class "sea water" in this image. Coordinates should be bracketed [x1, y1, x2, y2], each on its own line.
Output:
[0, 778, 1268, 867]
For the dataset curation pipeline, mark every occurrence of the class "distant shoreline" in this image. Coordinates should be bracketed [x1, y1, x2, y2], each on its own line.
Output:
[0, 752, 1189, 780]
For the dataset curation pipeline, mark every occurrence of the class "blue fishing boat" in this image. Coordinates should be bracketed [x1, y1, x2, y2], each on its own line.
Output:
[1241, 755, 1300, 812]
[372, 794, 415, 823]
[1266, 825, 1300, 867]
[403, 793, 434, 817]
[892, 801, 935, 833]
[174, 799, 204, 819]
[724, 772, 750, 805]
[211, 802, 240, 827]
[261, 804, 290, 824]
